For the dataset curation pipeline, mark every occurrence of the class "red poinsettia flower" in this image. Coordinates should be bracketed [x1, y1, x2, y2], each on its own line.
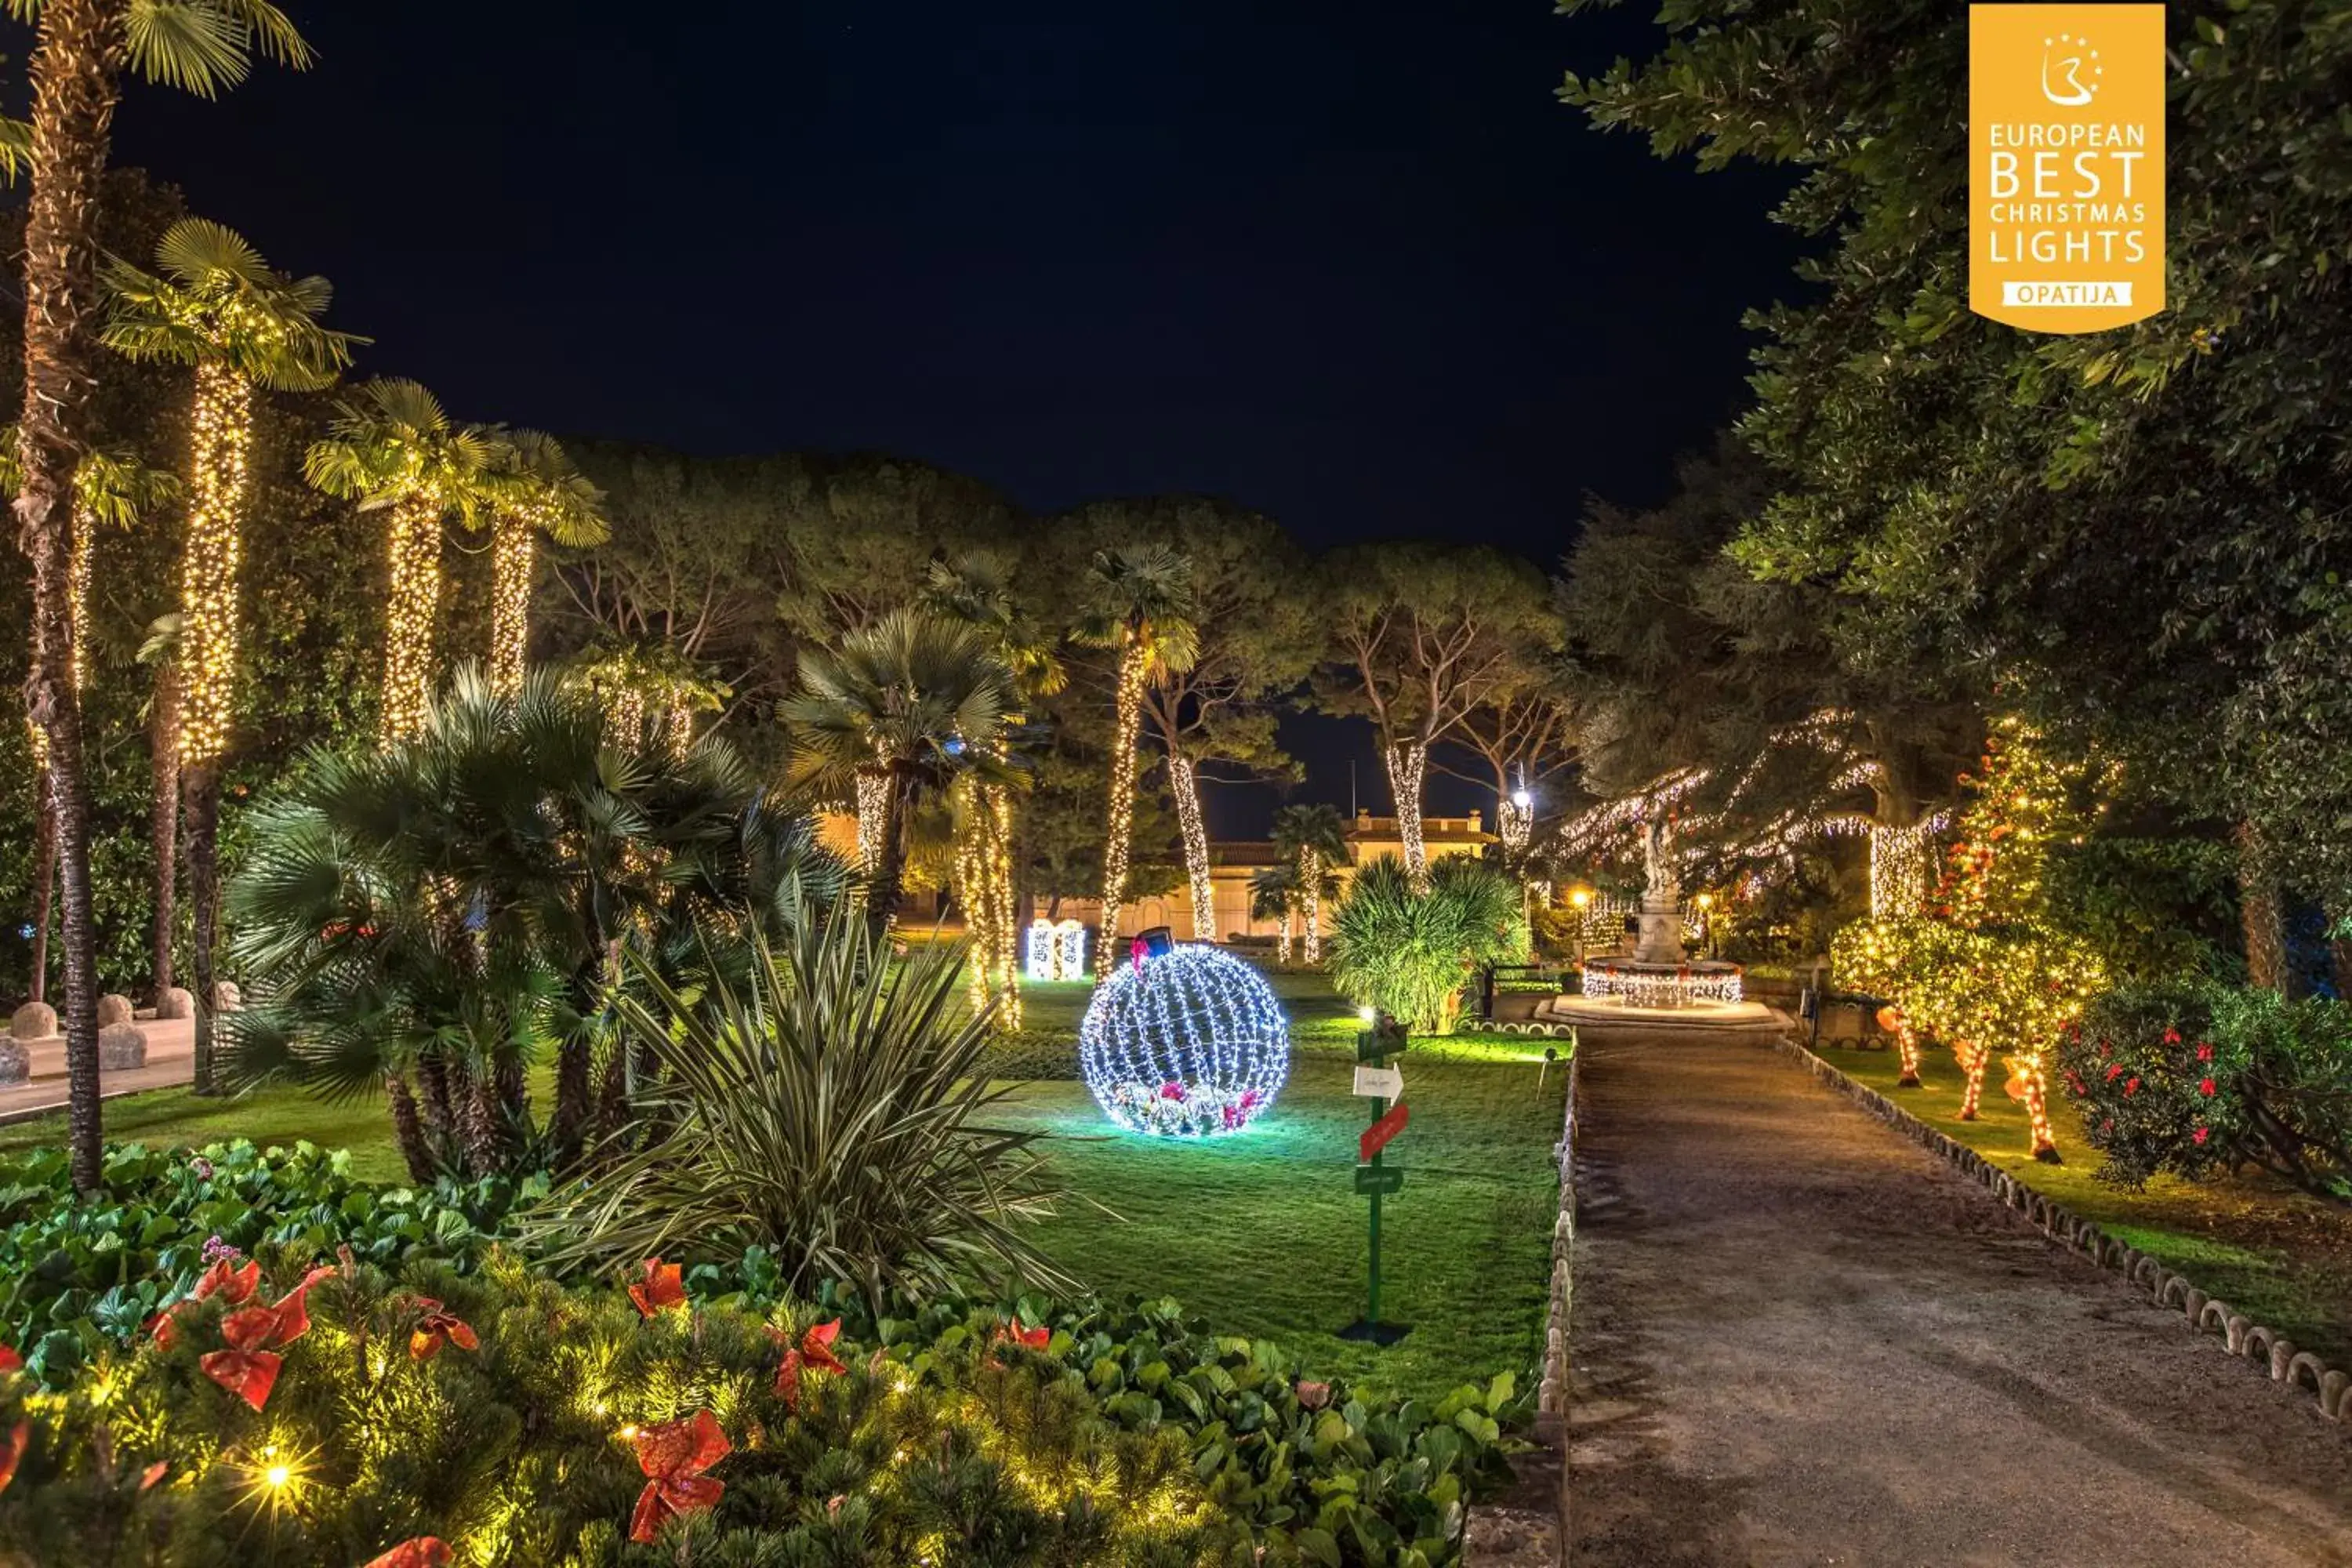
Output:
[150, 1256, 265, 1348]
[2104, 1063, 2124, 1082]
[2193, 1125, 2211, 1145]
[2196, 1042, 2213, 1062]
[993, 1318, 1051, 1352]
[2124, 1076, 2140, 1097]
[198, 1306, 286, 1411]
[2162, 1027, 2182, 1045]
[362, 1537, 453, 1568]
[768, 1319, 847, 1410]
[629, 1259, 687, 1318]
[629, 1410, 730, 1544]
[408, 1298, 481, 1361]
[2199, 1077, 2217, 1097]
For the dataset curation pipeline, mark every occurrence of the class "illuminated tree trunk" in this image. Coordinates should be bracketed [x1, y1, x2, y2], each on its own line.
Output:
[862, 766, 908, 929]
[147, 656, 180, 1005]
[1275, 907, 1294, 965]
[16, 0, 131, 1195]
[966, 782, 1022, 1028]
[183, 761, 222, 1095]
[1299, 845, 1323, 965]
[67, 502, 93, 691]
[854, 768, 890, 873]
[1868, 820, 1933, 920]
[177, 360, 253, 1094]
[379, 495, 444, 746]
[1167, 752, 1215, 941]
[1890, 1013, 1922, 1087]
[27, 755, 54, 1005]
[1384, 740, 1428, 886]
[2235, 822, 2288, 994]
[1497, 792, 1532, 856]
[489, 513, 533, 695]
[1095, 643, 1149, 975]
[2006, 1054, 2060, 1162]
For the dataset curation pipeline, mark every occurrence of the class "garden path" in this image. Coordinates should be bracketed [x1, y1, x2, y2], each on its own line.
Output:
[1566, 1030, 2352, 1566]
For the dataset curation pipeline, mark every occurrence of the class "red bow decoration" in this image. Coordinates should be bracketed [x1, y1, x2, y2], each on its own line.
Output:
[140, 1461, 168, 1493]
[195, 1266, 334, 1411]
[362, 1539, 452, 1568]
[628, 1410, 730, 1544]
[149, 1256, 262, 1348]
[0, 1421, 24, 1497]
[628, 1258, 686, 1319]
[408, 1298, 480, 1361]
[0, 1345, 19, 1374]
[769, 1318, 846, 1411]
[992, 1318, 1051, 1352]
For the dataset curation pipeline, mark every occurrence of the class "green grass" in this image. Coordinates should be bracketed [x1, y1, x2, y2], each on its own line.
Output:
[0, 970, 1569, 1404]
[1819, 1039, 2352, 1367]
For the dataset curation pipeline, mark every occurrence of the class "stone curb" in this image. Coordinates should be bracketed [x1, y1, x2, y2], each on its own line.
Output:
[1768, 1031, 2352, 1434]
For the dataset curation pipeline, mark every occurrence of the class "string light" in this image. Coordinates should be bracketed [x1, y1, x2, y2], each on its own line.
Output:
[1025, 919, 1087, 982]
[855, 769, 891, 873]
[1384, 742, 1428, 884]
[1079, 944, 1289, 1136]
[67, 503, 95, 692]
[1497, 789, 1534, 855]
[180, 361, 253, 763]
[1095, 648, 1151, 975]
[1166, 753, 1216, 941]
[1298, 844, 1324, 965]
[379, 495, 443, 746]
[489, 514, 534, 695]
[1868, 821, 1935, 919]
[1580, 958, 1743, 1007]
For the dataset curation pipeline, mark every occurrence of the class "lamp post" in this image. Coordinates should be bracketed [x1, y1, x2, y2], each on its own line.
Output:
[1570, 885, 1591, 976]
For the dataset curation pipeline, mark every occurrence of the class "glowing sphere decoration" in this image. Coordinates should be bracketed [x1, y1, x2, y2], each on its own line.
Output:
[1080, 944, 1290, 1136]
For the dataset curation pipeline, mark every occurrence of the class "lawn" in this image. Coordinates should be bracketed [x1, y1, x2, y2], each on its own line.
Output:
[0, 969, 1570, 1405]
[1817, 1038, 2352, 1367]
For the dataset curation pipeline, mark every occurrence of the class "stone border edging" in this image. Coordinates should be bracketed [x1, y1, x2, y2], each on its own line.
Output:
[1769, 1031, 2352, 1433]
[1539, 1045, 1581, 1417]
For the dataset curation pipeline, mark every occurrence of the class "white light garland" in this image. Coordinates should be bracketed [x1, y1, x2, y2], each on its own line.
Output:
[1025, 918, 1087, 982]
[1580, 957, 1744, 1007]
[379, 495, 443, 746]
[1384, 742, 1429, 884]
[1167, 753, 1216, 940]
[1080, 944, 1290, 1137]
[1095, 647, 1151, 975]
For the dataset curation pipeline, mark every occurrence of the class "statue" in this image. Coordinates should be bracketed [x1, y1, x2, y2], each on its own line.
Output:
[1633, 815, 1686, 964]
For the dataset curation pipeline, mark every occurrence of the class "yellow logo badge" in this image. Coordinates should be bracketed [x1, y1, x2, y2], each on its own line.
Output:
[1969, 5, 2166, 332]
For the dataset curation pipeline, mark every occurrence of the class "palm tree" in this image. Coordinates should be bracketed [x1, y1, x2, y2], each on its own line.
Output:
[0, 436, 177, 1007]
[304, 379, 501, 746]
[1073, 544, 1197, 975]
[784, 608, 1018, 928]
[1272, 802, 1349, 964]
[480, 430, 607, 695]
[226, 667, 839, 1175]
[10, 0, 311, 1194]
[104, 217, 355, 1093]
[136, 615, 181, 1011]
[923, 551, 1062, 1026]
[1248, 862, 1301, 965]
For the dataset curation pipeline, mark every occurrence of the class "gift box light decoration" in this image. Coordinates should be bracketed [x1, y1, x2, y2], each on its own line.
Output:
[1024, 918, 1088, 982]
[1080, 942, 1289, 1136]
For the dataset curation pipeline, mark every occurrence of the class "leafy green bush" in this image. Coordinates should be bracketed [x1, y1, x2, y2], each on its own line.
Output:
[522, 905, 1072, 1303]
[0, 1140, 520, 1381]
[0, 1257, 1515, 1566]
[1329, 858, 1528, 1034]
[2061, 983, 2352, 1202]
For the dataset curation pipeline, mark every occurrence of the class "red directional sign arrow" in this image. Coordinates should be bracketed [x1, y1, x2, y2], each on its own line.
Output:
[1359, 1101, 1410, 1163]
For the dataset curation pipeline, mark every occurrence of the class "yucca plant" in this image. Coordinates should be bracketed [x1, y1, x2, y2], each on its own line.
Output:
[1328, 855, 1528, 1033]
[524, 899, 1073, 1305]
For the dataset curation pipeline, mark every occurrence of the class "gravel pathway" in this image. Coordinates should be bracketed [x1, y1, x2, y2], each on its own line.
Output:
[1566, 1030, 2352, 1566]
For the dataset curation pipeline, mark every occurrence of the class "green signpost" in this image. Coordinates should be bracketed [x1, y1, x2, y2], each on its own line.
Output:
[1343, 1012, 1412, 1343]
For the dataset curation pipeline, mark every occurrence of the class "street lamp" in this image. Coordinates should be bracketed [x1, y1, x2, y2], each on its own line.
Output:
[1569, 885, 1592, 972]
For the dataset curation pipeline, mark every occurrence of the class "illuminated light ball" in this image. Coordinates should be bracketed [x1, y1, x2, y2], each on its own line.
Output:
[1080, 945, 1290, 1137]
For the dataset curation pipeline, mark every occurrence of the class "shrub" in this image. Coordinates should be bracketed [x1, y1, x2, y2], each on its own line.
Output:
[1329, 858, 1527, 1034]
[0, 1256, 1515, 1566]
[0, 1140, 518, 1382]
[2062, 983, 2352, 1202]
[522, 902, 1073, 1303]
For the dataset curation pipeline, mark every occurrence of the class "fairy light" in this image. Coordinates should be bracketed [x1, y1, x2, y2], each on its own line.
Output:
[489, 514, 535, 695]
[1079, 944, 1289, 1136]
[1580, 957, 1743, 1007]
[1095, 648, 1151, 975]
[1868, 821, 1934, 919]
[1025, 918, 1087, 982]
[67, 503, 95, 691]
[855, 770, 891, 873]
[1385, 742, 1428, 884]
[1498, 788, 1534, 855]
[1166, 753, 1215, 941]
[180, 361, 253, 762]
[379, 495, 443, 746]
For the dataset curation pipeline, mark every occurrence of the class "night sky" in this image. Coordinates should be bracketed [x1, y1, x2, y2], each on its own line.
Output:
[91, 1, 1803, 830]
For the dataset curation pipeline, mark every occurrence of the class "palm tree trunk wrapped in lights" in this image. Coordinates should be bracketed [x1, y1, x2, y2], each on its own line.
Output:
[1298, 844, 1323, 964]
[490, 514, 534, 695]
[1167, 752, 1216, 940]
[855, 768, 891, 874]
[952, 773, 1023, 1028]
[1096, 646, 1150, 973]
[380, 496, 445, 745]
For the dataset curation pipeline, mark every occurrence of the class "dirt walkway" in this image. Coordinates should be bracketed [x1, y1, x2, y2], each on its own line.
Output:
[1567, 1031, 2352, 1566]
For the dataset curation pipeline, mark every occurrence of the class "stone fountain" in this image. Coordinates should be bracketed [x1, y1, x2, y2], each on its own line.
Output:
[1536, 816, 1765, 1029]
